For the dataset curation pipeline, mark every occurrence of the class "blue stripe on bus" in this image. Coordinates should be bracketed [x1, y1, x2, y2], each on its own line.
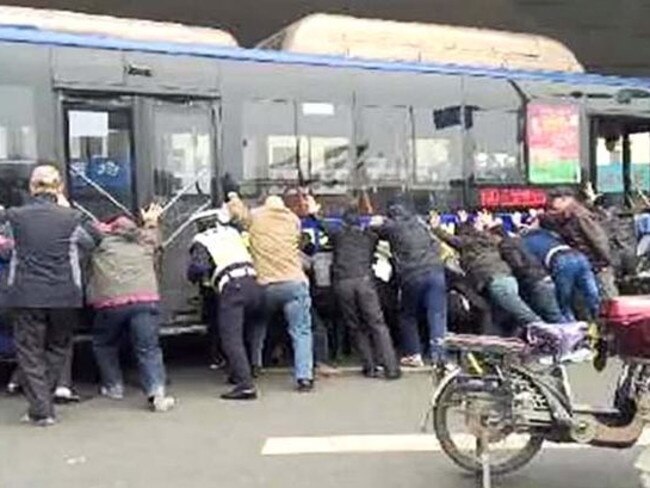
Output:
[0, 25, 649, 89]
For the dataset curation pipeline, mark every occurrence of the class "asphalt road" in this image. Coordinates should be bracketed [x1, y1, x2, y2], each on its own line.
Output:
[0, 361, 643, 488]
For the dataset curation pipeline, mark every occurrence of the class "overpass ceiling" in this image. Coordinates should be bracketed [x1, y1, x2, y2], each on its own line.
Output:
[2, 0, 649, 76]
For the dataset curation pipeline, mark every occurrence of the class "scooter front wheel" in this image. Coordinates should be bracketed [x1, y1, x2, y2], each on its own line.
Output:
[433, 376, 544, 476]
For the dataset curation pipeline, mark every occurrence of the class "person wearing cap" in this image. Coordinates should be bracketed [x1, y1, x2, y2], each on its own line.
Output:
[542, 187, 617, 299]
[187, 205, 262, 400]
[308, 199, 400, 380]
[227, 192, 314, 392]
[0, 165, 100, 426]
[88, 204, 175, 412]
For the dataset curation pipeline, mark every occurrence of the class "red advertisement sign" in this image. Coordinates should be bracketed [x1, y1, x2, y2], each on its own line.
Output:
[527, 103, 581, 184]
[479, 188, 547, 209]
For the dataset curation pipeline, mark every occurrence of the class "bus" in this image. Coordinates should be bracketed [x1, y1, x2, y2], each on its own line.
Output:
[0, 7, 649, 330]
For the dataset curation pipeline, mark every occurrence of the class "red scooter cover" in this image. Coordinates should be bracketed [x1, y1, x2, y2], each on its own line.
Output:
[602, 296, 650, 358]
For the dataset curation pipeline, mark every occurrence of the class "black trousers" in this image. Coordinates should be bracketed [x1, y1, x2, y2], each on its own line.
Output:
[218, 277, 263, 389]
[445, 268, 494, 335]
[334, 276, 399, 374]
[12, 308, 76, 419]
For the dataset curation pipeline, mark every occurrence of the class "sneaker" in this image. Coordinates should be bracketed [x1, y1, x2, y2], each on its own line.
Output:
[6, 382, 21, 396]
[315, 363, 340, 378]
[100, 385, 124, 400]
[296, 379, 314, 393]
[149, 394, 176, 412]
[54, 386, 81, 404]
[20, 413, 56, 427]
[400, 355, 425, 368]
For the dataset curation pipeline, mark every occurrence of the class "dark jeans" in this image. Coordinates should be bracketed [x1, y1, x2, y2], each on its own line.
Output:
[487, 275, 541, 331]
[334, 276, 398, 374]
[92, 302, 167, 398]
[218, 276, 263, 389]
[524, 277, 566, 324]
[399, 268, 447, 360]
[12, 308, 76, 419]
[552, 251, 601, 321]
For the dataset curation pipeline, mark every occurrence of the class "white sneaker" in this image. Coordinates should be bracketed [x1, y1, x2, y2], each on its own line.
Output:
[149, 395, 175, 413]
[400, 354, 425, 368]
[100, 386, 124, 400]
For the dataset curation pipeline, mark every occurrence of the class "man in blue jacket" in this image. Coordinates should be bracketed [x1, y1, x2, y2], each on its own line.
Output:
[520, 217, 600, 322]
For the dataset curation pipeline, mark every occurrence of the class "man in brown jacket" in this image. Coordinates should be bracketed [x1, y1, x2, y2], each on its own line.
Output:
[228, 193, 314, 392]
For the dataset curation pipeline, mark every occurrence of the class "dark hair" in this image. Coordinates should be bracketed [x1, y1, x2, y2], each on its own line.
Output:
[547, 187, 576, 200]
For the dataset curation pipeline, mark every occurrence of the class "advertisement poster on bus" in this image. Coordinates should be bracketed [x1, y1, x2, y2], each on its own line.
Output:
[527, 103, 581, 184]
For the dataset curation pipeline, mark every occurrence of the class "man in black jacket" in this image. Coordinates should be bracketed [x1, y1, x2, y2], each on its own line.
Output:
[0, 165, 100, 426]
[372, 197, 446, 367]
[310, 201, 400, 379]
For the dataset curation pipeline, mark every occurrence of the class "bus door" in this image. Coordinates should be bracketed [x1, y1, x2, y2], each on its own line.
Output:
[145, 97, 218, 324]
[592, 116, 650, 205]
[63, 95, 137, 221]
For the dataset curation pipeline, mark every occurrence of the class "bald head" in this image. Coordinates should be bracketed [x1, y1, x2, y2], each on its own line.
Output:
[29, 165, 63, 197]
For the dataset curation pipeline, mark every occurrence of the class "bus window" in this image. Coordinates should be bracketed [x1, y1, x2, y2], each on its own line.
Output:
[242, 99, 297, 192]
[631, 132, 650, 194]
[463, 77, 523, 184]
[66, 106, 135, 220]
[412, 107, 462, 185]
[596, 135, 623, 194]
[0, 85, 37, 207]
[297, 102, 352, 190]
[357, 105, 410, 183]
[152, 99, 213, 227]
[0, 85, 37, 162]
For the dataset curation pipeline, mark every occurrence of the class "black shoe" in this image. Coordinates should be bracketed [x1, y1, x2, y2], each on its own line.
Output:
[221, 387, 258, 401]
[296, 379, 314, 393]
[362, 366, 380, 378]
[251, 365, 262, 379]
[385, 369, 402, 380]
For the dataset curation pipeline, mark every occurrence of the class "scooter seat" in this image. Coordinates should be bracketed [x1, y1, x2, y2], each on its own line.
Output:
[443, 333, 526, 355]
[602, 296, 650, 324]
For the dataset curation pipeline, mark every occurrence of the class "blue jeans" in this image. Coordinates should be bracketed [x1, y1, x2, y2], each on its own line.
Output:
[524, 277, 566, 324]
[399, 268, 447, 360]
[256, 281, 314, 381]
[487, 275, 541, 330]
[92, 302, 167, 398]
[552, 251, 601, 321]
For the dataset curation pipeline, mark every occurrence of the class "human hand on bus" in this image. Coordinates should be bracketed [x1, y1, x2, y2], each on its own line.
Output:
[429, 211, 441, 229]
[141, 202, 164, 227]
[306, 194, 321, 215]
[369, 215, 384, 227]
[57, 192, 71, 208]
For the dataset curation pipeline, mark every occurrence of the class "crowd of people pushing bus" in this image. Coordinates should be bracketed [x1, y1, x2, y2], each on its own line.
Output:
[0, 164, 638, 426]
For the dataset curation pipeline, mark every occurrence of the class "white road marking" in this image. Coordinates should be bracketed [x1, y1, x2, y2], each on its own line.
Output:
[262, 430, 650, 456]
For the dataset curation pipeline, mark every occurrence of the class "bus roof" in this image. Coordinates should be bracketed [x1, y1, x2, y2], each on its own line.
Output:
[0, 21, 647, 91]
[257, 14, 584, 74]
[0, 6, 238, 47]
